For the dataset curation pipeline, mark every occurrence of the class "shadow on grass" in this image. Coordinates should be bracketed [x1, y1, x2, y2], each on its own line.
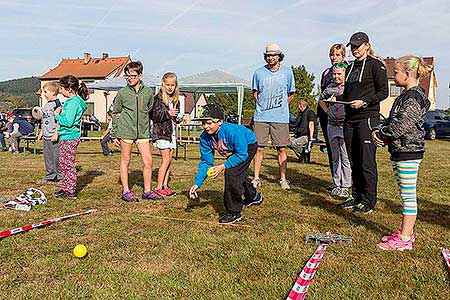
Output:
[78, 170, 105, 192]
[265, 164, 391, 235]
[184, 189, 224, 215]
[381, 196, 450, 229]
[126, 169, 160, 190]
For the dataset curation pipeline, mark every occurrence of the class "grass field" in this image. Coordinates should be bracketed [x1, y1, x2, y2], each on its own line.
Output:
[0, 139, 449, 299]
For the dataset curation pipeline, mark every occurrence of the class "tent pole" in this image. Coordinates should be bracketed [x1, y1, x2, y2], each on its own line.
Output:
[237, 85, 243, 125]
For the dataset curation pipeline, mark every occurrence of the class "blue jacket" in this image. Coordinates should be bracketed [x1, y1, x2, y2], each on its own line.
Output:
[194, 122, 257, 188]
[13, 117, 34, 135]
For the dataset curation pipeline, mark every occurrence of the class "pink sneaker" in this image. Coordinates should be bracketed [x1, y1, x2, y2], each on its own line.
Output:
[381, 230, 415, 242]
[163, 186, 176, 197]
[377, 236, 413, 251]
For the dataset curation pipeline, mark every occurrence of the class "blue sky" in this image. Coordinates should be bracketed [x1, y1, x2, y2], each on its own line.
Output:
[1, 0, 449, 108]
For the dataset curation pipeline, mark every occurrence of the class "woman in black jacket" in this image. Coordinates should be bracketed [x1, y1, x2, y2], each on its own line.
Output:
[150, 72, 183, 198]
[339, 32, 388, 213]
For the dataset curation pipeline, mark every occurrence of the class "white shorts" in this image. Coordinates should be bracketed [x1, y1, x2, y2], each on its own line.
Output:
[154, 137, 176, 150]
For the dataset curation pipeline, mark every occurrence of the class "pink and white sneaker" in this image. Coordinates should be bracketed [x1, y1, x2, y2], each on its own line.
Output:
[377, 236, 413, 251]
[162, 186, 176, 197]
[381, 230, 415, 242]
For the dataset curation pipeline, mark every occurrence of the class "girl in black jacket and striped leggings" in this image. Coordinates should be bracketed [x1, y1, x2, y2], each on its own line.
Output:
[373, 55, 432, 251]
[339, 32, 388, 213]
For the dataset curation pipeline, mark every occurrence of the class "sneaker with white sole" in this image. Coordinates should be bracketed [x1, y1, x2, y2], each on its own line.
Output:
[251, 178, 262, 188]
[280, 179, 291, 190]
[338, 188, 350, 198]
[330, 187, 341, 196]
[377, 235, 413, 251]
[219, 213, 242, 224]
[381, 230, 416, 242]
[244, 192, 263, 207]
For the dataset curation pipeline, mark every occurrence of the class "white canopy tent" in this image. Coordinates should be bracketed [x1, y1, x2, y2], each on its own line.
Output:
[87, 69, 252, 124]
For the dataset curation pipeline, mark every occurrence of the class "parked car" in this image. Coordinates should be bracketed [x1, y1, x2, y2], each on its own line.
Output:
[424, 109, 450, 140]
[12, 108, 37, 125]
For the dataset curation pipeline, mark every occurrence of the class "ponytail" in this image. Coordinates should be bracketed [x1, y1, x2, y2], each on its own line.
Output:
[78, 82, 89, 100]
[397, 55, 433, 79]
[59, 75, 89, 100]
[366, 42, 384, 65]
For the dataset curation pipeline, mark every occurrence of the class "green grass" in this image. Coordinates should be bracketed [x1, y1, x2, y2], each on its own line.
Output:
[0, 139, 449, 299]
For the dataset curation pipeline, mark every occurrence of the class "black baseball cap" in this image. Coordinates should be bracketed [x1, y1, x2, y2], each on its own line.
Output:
[347, 32, 369, 47]
[192, 104, 224, 121]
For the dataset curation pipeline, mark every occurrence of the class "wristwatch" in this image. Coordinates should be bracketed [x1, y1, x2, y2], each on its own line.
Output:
[362, 101, 368, 108]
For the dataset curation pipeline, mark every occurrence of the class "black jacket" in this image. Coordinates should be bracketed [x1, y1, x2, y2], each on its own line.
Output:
[294, 108, 316, 138]
[344, 56, 388, 120]
[149, 95, 177, 142]
[377, 86, 430, 161]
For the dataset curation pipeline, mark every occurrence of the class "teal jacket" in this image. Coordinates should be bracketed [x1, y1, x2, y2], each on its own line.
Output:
[111, 83, 154, 139]
[55, 95, 87, 141]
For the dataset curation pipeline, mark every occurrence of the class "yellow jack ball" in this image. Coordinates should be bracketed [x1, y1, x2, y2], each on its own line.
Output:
[207, 167, 214, 177]
[73, 244, 87, 258]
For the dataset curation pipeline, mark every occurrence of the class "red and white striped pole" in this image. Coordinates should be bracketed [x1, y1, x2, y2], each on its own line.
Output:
[286, 243, 328, 300]
[442, 248, 450, 270]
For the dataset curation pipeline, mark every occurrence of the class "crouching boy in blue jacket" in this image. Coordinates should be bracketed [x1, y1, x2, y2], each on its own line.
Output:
[189, 104, 262, 224]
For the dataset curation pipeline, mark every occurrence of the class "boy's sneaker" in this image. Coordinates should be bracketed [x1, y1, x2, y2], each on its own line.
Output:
[244, 192, 263, 207]
[219, 213, 242, 224]
[251, 178, 262, 188]
[280, 179, 291, 190]
[352, 203, 373, 214]
[142, 190, 163, 200]
[377, 236, 413, 251]
[338, 196, 360, 209]
[381, 230, 416, 242]
[122, 190, 138, 202]
[338, 188, 350, 198]
[330, 187, 341, 196]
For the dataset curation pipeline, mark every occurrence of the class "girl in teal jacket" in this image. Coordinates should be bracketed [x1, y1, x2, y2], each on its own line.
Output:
[54, 75, 88, 199]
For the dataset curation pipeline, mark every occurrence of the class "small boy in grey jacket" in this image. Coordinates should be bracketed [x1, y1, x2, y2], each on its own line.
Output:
[37, 81, 62, 184]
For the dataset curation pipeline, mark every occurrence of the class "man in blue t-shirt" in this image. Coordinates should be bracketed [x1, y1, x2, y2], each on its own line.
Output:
[251, 43, 295, 190]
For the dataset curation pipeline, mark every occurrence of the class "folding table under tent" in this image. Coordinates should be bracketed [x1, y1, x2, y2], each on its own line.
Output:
[87, 69, 252, 124]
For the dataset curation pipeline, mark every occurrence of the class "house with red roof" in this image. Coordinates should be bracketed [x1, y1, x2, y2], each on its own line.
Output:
[39, 53, 131, 122]
[381, 56, 437, 117]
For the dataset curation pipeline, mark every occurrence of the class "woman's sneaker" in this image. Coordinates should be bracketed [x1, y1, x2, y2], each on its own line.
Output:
[122, 190, 138, 202]
[251, 178, 262, 188]
[381, 230, 416, 242]
[142, 190, 163, 200]
[280, 179, 291, 190]
[377, 236, 413, 251]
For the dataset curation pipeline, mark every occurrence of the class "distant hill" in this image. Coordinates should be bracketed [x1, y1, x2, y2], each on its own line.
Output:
[0, 77, 40, 107]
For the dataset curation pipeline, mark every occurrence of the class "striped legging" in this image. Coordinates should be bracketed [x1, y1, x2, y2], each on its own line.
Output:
[392, 159, 421, 216]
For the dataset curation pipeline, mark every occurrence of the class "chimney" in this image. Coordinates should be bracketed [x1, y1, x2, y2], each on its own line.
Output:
[102, 53, 109, 59]
[83, 52, 91, 64]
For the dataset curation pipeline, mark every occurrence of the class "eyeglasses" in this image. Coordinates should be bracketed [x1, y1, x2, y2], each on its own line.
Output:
[123, 74, 139, 79]
[333, 62, 348, 69]
[264, 54, 279, 57]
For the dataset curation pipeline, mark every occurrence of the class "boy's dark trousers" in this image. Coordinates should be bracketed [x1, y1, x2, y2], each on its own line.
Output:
[344, 117, 379, 209]
[224, 142, 258, 214]
[100, 133, 112, 155]
[43, 139, 62, 181]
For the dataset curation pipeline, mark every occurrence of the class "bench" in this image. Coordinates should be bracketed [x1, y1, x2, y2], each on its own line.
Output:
[21, 135, 38, 155]
[80, 136, 102, 141]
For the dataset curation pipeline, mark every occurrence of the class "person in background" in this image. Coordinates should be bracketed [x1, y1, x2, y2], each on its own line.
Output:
[6, 111, 34, 154]
[100, 112, 113, 156]
[251, 43, 295, 190]
[289, 100, 316, 162]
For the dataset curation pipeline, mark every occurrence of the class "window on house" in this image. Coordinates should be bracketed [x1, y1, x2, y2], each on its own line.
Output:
[390, 84, 403, 97]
